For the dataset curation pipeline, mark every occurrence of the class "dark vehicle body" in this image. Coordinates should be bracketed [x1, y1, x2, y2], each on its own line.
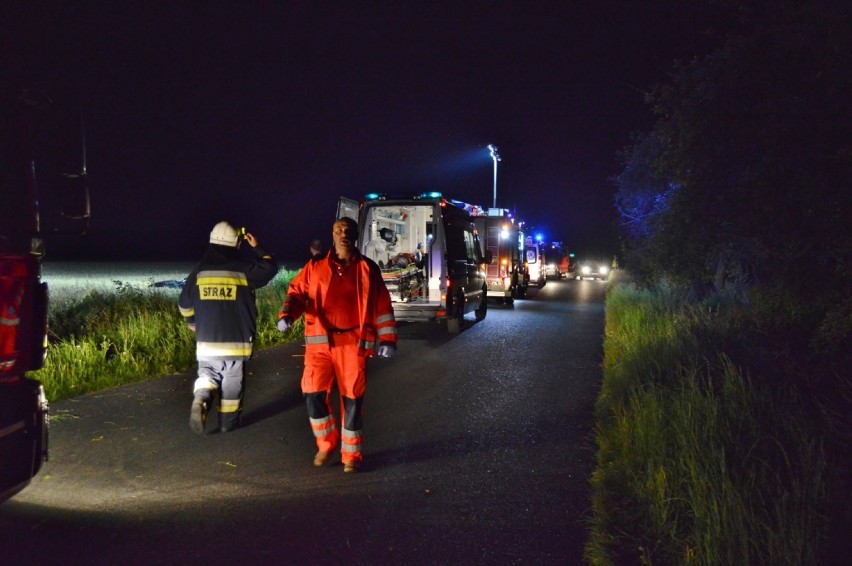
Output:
[338, 192, 489, 333]
[1, 92, 89, 503]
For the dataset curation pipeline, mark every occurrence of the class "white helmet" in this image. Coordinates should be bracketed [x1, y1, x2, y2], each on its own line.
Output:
[209, 221, 239, 247]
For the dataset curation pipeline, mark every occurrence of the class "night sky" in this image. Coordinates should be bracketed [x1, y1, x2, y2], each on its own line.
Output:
[4, 2, 726, 263]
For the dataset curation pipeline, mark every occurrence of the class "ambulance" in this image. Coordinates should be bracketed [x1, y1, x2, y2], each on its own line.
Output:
[525, 235, 547, 288]
[338, 192, 490, 333]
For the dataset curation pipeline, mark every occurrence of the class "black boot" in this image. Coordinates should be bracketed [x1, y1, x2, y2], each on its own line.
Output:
[189, 398, 208, 434]
[219, 411, 241, 433]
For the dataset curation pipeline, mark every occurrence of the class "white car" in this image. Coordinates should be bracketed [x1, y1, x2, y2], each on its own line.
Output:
[574, 259, 610, 281]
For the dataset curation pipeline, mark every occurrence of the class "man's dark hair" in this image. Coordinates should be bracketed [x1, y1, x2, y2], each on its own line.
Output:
[336, 217, 358, 232]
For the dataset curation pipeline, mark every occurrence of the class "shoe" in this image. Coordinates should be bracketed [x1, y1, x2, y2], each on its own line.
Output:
[313, 451, 332, 467]
[219, 414, 241, 433]
[343, 461, 360, 473]
[189, 399, 208, 434]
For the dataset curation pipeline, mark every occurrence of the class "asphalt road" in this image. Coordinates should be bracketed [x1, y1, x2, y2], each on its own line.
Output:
[1, 278, 608, 566]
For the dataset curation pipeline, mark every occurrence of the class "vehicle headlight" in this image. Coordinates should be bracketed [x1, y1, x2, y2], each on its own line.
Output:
[600, 266, 609, 274]
[582, 266, 591, 274]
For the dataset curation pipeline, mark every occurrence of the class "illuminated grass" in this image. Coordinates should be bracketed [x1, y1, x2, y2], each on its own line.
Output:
[32, 265, 302, 402]
[587, 278, 832, 565]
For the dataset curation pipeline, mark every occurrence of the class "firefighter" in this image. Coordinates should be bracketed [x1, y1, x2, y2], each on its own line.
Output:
[179, 221, 277, 434]
[278, 217, 397, 473]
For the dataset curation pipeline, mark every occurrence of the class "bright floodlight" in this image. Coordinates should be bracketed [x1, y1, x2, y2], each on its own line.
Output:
[488, 144, 501, 208]
[488, 144, 501, 161]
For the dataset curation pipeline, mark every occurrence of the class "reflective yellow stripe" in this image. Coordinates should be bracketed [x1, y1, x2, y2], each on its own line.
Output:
[305, 335, 329, 345]
[378, 326, 397, 337]
[197, 342, 253, 357]
[377, 313, 395, 324]
[179, 306, 194, 317]
[219, 399, 240, 413]
[193, 377, 216, 391]
[197, 270, 248, 285]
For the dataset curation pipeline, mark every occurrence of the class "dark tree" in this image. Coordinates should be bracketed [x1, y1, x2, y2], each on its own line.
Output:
[616, 1, 851, 308]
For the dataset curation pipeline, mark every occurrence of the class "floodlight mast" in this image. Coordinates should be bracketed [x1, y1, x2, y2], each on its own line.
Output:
[488, 144, 501, 209]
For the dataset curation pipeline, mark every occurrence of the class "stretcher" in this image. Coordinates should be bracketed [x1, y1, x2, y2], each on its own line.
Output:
[381, 265, 423, 302]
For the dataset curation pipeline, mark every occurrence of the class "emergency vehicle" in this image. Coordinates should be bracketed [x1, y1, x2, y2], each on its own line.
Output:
[472, 208, 527, 303]
[338, 192, 490, 333]
[546, 242, 571, 280]
[524, 235, 547, 288]
[1, 92, 89, 503]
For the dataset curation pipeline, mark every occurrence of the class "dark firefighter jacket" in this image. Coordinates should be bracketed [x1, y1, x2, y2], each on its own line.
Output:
[179, 244, 277, 360]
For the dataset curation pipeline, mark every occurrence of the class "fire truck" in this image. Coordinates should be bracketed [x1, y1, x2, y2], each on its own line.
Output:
[546, 241, 572, 280]
[472, 208, 527, 304]
[1, 92, 89, 503]
[338, 192, 490, 334]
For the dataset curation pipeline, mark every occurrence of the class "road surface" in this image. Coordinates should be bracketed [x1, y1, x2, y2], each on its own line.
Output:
[1, 278, 608, 565]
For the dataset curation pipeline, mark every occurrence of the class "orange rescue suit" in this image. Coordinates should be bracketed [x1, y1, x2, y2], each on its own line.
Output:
[280, 249, 397, 464]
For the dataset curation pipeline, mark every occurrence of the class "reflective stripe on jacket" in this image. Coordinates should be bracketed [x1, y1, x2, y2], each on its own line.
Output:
[179, 245, 277, 361]
[281, 249, 397, 357]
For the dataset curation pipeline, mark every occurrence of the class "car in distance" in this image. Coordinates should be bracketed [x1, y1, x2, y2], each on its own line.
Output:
[574, 258, 610, 281]
[545, 262, 560, 280]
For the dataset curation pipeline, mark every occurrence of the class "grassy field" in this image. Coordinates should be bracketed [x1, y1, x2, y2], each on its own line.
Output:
[34, 262, 303, 401]
[586, 273, 843, 565]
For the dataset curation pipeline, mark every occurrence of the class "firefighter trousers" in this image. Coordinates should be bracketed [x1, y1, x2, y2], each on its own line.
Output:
[301, 331, 366, 464]
[194, 359, 246, 430]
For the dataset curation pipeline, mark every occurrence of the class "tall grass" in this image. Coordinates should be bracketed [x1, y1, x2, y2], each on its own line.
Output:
[587, 278, 833, 565]
[32, 268, 302, 402]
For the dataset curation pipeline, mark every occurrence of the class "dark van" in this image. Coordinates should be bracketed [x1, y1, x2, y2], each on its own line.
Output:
[338, 192, 490, 333]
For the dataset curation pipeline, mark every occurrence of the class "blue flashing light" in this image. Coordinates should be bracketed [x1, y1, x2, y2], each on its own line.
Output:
[535, 233, 543, 242]
[364, 192, 381, 200]
[419, 191, 443, 199]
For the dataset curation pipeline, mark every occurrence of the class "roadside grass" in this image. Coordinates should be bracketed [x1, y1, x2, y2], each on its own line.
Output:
[32, 268, 302, 402]
[586, 274, 834, 565]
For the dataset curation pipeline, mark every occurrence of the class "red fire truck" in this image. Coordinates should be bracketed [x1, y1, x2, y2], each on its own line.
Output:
[1, 91, 89, 503]
[472, 208, 527, 304]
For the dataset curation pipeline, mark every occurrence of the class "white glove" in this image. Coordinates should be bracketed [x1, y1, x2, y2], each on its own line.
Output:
[377, 343, 396, 358]
[277, 317, 292, 332]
